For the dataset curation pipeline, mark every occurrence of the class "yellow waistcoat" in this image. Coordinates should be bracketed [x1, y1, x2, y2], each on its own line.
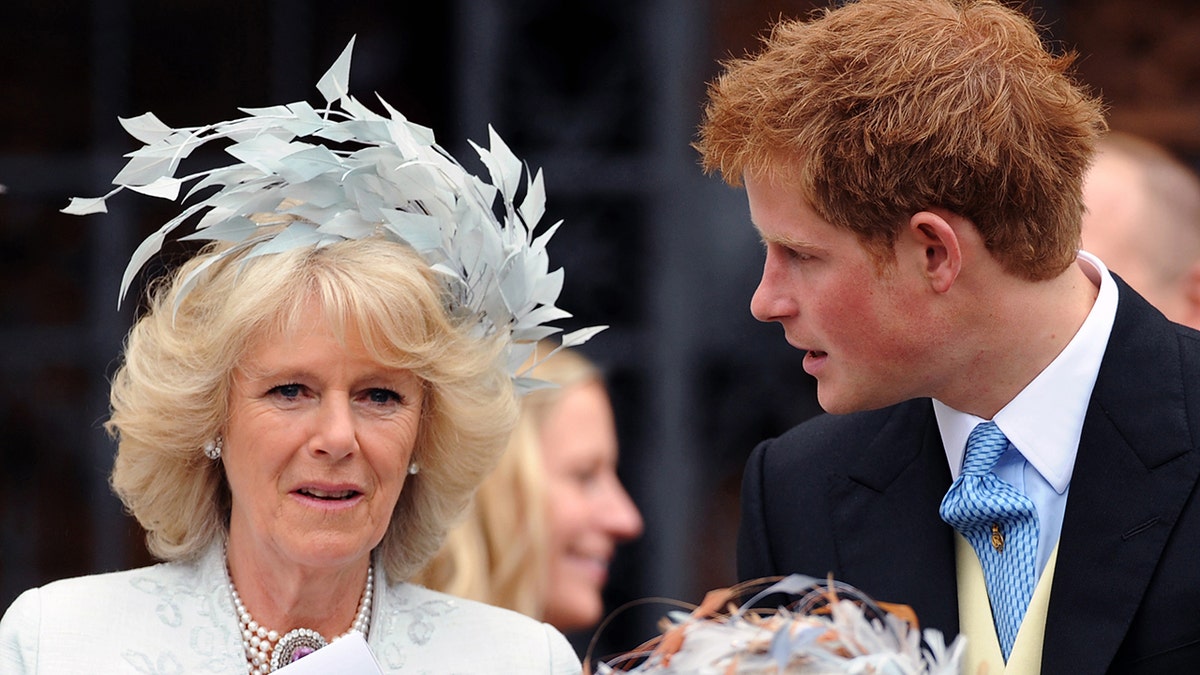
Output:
[955, 534, 1059, 675]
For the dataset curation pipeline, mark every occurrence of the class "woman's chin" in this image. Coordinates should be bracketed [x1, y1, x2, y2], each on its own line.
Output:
[543, 581, 604, 633]
[262, 503, 388, 567]
[230, 526, 382, 573]
[276, 540, 376, 571]
[544, 602, 602, 634]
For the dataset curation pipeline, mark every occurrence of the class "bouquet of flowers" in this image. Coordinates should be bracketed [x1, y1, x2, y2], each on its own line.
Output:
[589, 575, 964, 675]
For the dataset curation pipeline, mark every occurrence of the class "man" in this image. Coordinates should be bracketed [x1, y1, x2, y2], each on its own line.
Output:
[695, 1, 1200, 673]
[1082, 131, 1200, 329]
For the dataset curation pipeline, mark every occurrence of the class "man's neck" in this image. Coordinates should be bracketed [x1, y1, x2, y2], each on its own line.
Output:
[936, 261, 1099, 419]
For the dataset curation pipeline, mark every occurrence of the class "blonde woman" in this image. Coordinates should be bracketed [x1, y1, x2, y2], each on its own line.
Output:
[416, 345, 643, 633]
[0, 41, 591, 674]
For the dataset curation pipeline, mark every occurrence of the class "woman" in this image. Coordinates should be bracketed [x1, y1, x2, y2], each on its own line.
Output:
[0, 40, 592, 673]
[415, 345, 643, 633]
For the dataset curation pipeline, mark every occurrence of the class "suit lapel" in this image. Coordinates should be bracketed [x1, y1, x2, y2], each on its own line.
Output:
[828, 399, 961, 636]
[1042, 283, 1200, 674]
[822, 282, 1200, 671]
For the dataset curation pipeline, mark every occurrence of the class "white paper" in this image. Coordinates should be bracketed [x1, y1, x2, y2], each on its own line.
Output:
[273, 632, 383, 675]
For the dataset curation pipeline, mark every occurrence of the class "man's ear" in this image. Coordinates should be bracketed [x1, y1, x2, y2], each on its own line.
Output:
[908, 211, 961, 293]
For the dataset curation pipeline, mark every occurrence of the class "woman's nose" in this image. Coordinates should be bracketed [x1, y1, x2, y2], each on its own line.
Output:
[601, 479, 644, 542]
[311, 395, 358, 460]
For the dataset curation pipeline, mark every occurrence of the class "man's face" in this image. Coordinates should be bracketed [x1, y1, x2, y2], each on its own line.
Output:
[746, 174, 933, 414]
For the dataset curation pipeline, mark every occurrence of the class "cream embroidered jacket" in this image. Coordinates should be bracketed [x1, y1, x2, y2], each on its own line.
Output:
[0, 543, 581, 674]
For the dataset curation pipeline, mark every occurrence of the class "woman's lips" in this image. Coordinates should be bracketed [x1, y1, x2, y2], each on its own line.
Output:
[298, 487, 357, 499]
[566, 551, 611, 585]
[290, 485, 364, 510]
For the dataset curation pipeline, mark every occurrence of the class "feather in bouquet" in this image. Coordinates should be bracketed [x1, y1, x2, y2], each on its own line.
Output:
[589, 575, 965, 675]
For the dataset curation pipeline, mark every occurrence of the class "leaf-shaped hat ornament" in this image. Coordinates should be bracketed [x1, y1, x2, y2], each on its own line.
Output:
[63, 36, 604, 393]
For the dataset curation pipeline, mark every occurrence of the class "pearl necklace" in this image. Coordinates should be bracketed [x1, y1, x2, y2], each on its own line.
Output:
[228, 565, 374, 674]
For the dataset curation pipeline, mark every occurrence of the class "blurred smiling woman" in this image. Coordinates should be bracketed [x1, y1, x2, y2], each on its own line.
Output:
[416, 345, 643, 634]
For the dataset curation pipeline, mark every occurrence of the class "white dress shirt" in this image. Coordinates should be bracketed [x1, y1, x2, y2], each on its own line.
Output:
[933, 250, 1118, 577]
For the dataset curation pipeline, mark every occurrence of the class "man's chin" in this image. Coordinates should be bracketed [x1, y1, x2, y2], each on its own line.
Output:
[814, 387, 849, 415]
[815, 385, 886, 415]
[818, 389, 908, 415]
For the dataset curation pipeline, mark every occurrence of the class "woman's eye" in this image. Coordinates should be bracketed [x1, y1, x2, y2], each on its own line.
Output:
[364, 388, 402, 405]
[269, 383, 305, 399]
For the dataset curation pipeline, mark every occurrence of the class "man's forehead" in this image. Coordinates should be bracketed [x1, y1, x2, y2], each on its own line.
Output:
[745, 177, 826, 231]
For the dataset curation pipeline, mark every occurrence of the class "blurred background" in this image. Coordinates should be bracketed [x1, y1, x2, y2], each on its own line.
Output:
[2, 0, 1199, 663]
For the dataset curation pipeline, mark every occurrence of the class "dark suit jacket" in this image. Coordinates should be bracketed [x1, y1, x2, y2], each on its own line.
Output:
[738, 279, 1200, 674]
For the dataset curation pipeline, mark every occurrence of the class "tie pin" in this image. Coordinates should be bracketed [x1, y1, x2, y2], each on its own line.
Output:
[991, 522, 1005, 552]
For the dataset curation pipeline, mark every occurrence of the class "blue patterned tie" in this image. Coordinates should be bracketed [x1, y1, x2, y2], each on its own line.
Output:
[939, 421, 1039, 660]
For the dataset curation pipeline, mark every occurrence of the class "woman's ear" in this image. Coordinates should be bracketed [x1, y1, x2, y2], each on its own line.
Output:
[907, 211, 961, 293]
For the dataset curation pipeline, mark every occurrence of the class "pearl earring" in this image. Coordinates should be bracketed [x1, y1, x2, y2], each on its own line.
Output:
[407, 461, 419, 475]
[203, 436, 223, 460]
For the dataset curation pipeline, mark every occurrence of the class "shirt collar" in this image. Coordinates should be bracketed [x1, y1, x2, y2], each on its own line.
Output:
[935, 250, 1117, 493]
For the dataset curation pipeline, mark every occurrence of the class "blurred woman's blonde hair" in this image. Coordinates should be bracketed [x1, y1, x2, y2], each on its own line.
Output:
[412, 344, 601, 618]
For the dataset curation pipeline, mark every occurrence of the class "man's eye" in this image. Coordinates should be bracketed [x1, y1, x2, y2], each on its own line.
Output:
[767, 242, 810, 262]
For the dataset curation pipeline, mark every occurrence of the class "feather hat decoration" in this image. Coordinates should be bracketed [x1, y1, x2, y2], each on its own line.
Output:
[63, 37, 604, 392]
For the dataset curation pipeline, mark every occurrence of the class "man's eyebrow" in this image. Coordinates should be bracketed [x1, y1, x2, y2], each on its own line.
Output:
[756, 229, 820, 250]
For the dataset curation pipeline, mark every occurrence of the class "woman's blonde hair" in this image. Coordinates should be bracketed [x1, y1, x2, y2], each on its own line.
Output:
[107, 236, 519, 582]
[412, 344, 602, 619]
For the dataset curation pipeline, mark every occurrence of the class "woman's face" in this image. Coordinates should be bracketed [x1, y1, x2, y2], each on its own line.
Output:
[223, 307, 424, 573]
[540, 381, 643, 632]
